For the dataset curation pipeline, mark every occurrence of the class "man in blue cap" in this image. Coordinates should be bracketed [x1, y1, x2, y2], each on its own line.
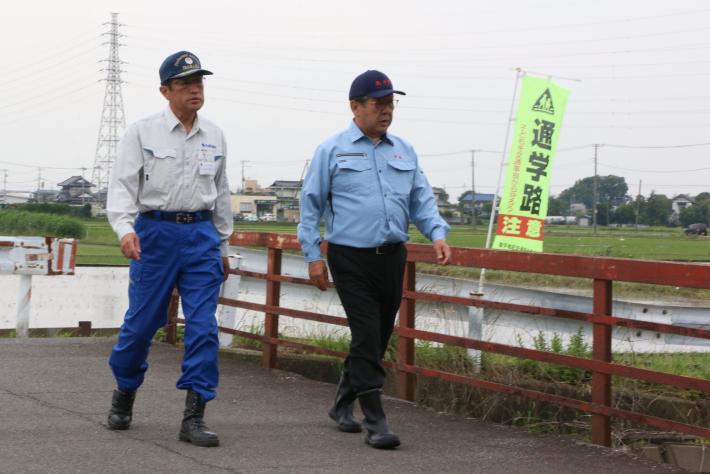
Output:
[105, 51, 232, 447]
[298, 70, 451, 449]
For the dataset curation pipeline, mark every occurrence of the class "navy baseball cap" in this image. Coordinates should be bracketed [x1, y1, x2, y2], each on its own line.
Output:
[349, 70, 406, 100]
[159, 51, 213, 84]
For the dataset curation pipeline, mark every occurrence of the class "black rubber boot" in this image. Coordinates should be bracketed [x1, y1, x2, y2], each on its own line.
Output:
[179, 390, 219, 447]
[358, 388, 400, 449]
[328, 374, 362, 433]
[107, 389, 136, 430]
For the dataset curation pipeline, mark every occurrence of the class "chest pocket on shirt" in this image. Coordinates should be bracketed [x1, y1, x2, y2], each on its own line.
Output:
[142, 146, 177, 191]
[333, 159, 373, 195]
[386, 160, 416, 195]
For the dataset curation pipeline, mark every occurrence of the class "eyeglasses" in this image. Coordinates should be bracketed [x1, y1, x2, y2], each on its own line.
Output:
[365, 98, 399, 110]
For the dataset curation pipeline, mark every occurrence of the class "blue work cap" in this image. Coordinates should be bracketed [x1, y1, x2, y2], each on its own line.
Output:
[349, 70, 405, 100]
[159, 51, 213, 84]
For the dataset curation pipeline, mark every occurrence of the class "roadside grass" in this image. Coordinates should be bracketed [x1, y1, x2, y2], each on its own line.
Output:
[226, 327, 710, 384]
[255, 330, 709, 440]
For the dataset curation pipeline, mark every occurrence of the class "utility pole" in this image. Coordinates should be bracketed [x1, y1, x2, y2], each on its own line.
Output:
[92, 12, 126, 208]
[470, 150, 477, 228]
[299, 159, 310, 182]
[240, 160, 248, 193]
[635, 179, 642, 228]
[36, 167, 42, 203]
[592, 144, 599, 234]
[1, 169, 7, 195]
[80, 167, 87, 205]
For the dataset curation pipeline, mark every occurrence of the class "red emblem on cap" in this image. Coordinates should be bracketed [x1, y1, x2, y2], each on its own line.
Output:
[375, 80, 382, 87]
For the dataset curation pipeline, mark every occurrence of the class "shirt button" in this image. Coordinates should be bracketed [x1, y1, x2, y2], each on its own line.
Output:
[384, 194, 387, 197]
[379, 169, 382, 173]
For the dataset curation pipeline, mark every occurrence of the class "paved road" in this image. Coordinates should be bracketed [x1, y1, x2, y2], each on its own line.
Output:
[0, 338, 680, 473]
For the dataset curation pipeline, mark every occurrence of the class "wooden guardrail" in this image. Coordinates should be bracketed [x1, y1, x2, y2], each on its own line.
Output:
[166, 231, 710, 447]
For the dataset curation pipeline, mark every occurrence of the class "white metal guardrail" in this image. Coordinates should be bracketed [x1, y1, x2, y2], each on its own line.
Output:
[0, 236, 77, 336]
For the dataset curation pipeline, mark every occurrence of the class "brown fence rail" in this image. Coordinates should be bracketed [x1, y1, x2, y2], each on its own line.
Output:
[166, 231, 710, 446]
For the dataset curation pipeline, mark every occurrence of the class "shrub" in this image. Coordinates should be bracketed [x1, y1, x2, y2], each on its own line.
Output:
[0, 210, 86, 238]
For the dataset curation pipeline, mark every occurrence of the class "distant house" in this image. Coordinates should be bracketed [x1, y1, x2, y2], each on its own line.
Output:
[431, 187, 460, 221]
[231, 194, 277, 218]
[242, 179, 264, 194]
[266, 180, 302, 222]
[459, 191, 495, 214]
[56, 176, 95, 205]
[267, 180, 302, 200]
[431, 187, 449, 206]
[33, 189, 61, 203]
[570, 203, 587, 215]
[671, 194, 694, 216]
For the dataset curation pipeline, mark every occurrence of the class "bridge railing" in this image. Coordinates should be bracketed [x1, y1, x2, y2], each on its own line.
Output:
[166, 231, 710, 447]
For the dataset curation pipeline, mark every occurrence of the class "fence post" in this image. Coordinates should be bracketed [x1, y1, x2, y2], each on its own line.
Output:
[396, 260, 416, 401]
[78, 321, 92, 337]
[591, 278, 613, 446]
[166, 289, 179, 345]
[262, 247, 282, 369]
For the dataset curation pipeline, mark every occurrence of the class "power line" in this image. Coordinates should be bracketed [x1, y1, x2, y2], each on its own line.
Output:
[0, 160, 86, 170]
[124, 7, 710, 41]
[3, 45, 103, 89]
[125, 24, 710, 58]
[603, 142, 710, 149]
[0, 79, 100, 111]
[419, 149, 500, 157]
[599, 163, 710, 173]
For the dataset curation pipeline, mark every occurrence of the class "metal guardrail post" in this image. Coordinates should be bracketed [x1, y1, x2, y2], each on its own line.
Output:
[263, 247, 282, 369]
[396, 260, 417, 401]
[166, 289, 179, 345]
[78, 321, 92, 337]
[592, 278, 613, 446]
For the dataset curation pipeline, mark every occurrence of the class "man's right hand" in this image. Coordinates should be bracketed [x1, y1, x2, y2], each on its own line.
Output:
[120, 232, 141, 260]
[308, 260, 329, 291]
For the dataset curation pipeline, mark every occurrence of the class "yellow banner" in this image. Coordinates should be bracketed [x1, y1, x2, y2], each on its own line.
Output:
[493, 76, 569, 252]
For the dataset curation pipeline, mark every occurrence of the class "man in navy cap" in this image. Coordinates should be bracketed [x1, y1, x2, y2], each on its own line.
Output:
[105, 51, 232, 447]
[298, 70, 451, 449]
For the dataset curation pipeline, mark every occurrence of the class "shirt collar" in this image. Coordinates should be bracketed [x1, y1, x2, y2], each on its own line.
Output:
[348, 119, 392, 145]
[163, 107, 201, 136]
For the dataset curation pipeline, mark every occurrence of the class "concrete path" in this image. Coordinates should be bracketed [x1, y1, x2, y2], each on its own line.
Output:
[0, 338, 680, 474]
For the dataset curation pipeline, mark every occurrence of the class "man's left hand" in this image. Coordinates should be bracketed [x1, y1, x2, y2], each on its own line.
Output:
[222, 256, 230, 281]
[433, 239, 451, 265]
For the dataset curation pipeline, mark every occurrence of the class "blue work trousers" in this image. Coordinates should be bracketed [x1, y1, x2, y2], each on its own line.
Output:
[109, 216, 223, 401]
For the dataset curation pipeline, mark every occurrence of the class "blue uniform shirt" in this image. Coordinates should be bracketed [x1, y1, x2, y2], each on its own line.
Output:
[298, 120, 450, 262]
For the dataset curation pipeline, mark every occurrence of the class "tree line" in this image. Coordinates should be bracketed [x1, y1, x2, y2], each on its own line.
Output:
[546, 175, 708, 227]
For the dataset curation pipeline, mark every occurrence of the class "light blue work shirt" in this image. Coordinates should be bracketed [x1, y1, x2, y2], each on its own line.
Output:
[297, 120, 450, 263]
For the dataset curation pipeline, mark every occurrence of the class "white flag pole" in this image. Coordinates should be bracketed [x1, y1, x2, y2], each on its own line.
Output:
[466, 68, 524, 370]
[475, 68, 524, 296]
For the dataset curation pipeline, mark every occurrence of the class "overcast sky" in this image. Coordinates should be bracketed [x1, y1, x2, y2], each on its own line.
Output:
[2, 0, 709, 201]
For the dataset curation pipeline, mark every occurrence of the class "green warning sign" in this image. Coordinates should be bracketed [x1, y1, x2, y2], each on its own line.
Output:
[492, 76, 570, 253]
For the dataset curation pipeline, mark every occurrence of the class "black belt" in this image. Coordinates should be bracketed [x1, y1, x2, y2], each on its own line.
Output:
[140, 210, 212, 224]
[330, 242, 403, 255]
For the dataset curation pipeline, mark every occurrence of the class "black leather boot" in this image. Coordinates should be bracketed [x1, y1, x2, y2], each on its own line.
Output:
[358, 388, 400, 449]
[328, 374, 362, 433]
[179, 390, 219, 447]
[107, 389, 136, 430]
